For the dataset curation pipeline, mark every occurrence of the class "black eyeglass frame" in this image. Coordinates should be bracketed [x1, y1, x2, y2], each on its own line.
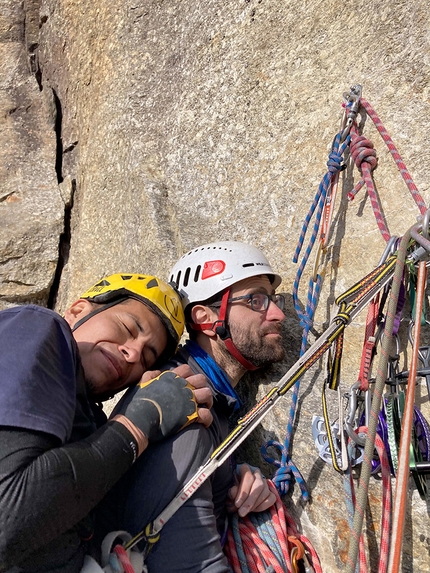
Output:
[210, 293, 285, 313]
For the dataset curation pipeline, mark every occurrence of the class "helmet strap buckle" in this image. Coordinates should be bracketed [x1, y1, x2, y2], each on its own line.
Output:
[212, 320, 229, 340]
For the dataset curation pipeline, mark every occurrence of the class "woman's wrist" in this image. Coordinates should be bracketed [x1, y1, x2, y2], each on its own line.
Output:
[111, 414, 148, 458]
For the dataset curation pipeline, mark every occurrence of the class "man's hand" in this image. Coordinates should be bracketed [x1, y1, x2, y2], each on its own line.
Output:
[169, 364, 213, 427]
[226, 464, 276, 517]
[112, 365, 213, 451]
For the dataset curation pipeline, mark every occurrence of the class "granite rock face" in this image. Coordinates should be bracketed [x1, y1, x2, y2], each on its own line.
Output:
[0, 0, 65, 307]
[2, 0, 430, 570]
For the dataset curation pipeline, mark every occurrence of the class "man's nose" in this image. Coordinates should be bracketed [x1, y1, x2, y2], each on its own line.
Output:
[266, 300, 286, 321]
[119, 340, 144, 364]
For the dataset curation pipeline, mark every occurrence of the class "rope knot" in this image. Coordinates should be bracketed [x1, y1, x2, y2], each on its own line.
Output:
[350, 134, 378, 172]
[326, 151, 344, 174]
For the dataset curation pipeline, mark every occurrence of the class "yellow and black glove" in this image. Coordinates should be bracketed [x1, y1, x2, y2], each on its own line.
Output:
[113, 371, 199, 442]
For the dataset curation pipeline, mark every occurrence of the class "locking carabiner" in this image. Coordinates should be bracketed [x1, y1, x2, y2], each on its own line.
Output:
[340, 84, 362, 142]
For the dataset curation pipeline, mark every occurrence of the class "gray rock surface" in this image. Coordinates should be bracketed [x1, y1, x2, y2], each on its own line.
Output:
[2, 0, 430, 569]
[0, 0, 63, 307]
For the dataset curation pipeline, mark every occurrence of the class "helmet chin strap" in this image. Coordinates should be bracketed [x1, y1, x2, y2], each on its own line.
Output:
[71, 298, 127, 332]
[191, 289, 259, 371]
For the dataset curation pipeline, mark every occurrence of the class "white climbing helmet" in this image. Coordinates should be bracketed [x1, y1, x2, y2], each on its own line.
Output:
[169, 241, 282, 309]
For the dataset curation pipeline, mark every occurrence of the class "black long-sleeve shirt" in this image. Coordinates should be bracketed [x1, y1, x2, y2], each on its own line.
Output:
[0, 306, 136, 572]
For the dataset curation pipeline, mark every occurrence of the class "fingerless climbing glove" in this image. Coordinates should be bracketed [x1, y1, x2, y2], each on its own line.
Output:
[113, 371, 199, 442]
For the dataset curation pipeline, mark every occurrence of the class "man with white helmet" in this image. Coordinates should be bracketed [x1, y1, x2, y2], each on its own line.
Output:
[0, 273, 212, 573]
[96, 243, 286, 572]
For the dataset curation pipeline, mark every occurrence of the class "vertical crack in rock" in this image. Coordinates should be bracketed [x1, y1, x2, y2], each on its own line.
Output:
[47, 83, 68, 308]
[48, 178, 75, 309]
[52, 89, 64, 184]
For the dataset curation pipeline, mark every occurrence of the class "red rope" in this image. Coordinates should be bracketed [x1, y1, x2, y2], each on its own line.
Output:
[112, 545, 136, 573]
[360, 99, 427, 215]
[224, 481, 322, 573]
[349, 126, 391, 243]
[347, 97, 426, 244]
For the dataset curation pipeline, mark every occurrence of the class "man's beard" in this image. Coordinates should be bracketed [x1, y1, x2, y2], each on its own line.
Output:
[227, 321, 286, 368]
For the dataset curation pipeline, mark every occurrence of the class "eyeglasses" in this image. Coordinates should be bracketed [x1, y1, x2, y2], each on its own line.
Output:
[211, 293, 285, 313]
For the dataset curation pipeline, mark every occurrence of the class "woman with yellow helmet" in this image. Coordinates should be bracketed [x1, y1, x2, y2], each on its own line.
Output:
[76, 273, 186, 367]
[0, 272, 213, 573]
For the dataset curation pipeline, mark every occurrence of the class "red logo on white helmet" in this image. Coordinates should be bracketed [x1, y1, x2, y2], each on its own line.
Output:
[202, 260, 226, 279]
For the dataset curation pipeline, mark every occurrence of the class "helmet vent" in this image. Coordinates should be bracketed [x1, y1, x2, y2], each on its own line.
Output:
[183, 267, 191, 287]
[243, 263, 255, 268]
[194, 265, 201, 282]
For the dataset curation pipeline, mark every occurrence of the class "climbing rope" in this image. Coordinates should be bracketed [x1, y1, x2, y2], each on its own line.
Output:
[344, 228, 411, 573]
[359, 98, 427, 216]
[281, 85, 429, 573]
[344, 427, 392, 573]
[349, 126, 390, 242]
[224, 480, 322, 573]
[262, 128, 350, 499]
[347, 96, 426, 244]
[111, 546, 136, 573]
[387, 259, 428, 573]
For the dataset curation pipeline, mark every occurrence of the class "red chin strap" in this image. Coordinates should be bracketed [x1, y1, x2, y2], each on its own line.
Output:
[190, 289, 259, 371]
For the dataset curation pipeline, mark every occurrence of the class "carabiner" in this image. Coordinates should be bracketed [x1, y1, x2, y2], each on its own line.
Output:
[422, 208, 430, 241]
[340, 84, 362, 141]
[408, 319, 430, 348]
[289, 536, 305, 573]
[410, 221, 430, 262]
[378, 235, 399, 266]
[344, 382, 366, 446]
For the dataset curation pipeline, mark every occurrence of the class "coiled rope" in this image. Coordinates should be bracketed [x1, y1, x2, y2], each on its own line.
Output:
[224, 481, 322, 573]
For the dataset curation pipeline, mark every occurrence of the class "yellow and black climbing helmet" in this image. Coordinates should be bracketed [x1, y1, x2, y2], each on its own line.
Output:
[77, 273, 185, 355]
